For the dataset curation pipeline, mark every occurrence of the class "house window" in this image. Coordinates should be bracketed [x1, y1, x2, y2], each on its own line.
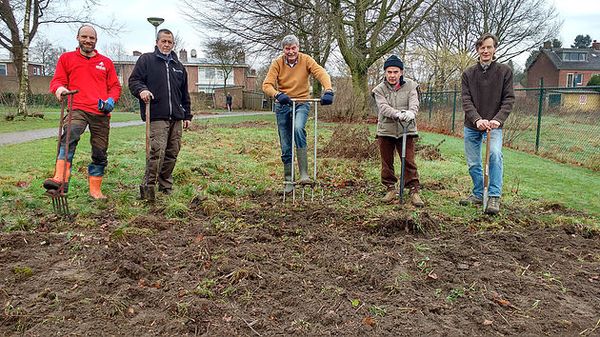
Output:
[32, 67, 42, 76]
[0, 64, 7, 76]
[561, 52, 587, 62]
[566, 73, 574, 87]
[574, 74, 583, 86]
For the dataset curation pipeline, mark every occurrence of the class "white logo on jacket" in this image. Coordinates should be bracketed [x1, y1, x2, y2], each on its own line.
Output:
[96, 61, 106, 71]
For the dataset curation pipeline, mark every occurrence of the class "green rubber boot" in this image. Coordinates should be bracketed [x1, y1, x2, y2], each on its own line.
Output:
[296, 148, 311, 185]
[284, 163, 293, 193]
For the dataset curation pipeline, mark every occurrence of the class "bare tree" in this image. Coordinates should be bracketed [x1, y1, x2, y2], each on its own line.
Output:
[0, 0, 117, 119]
[329, 0, 438, 110]
[204, 37, 245, 94]
[180, 0, 335, 89]
[30, 35, 65, 76]
[409, 0, 561, 90]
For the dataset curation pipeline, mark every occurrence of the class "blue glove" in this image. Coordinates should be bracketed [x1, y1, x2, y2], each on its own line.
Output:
[320, 91, 334, 105]
[98, 97, 115, 113]
[275, 92, 291, 105]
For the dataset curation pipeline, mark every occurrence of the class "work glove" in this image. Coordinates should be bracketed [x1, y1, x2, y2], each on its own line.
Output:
[403, 110, 416, 122]
[98, 97, 115, 113]
[275, 92, 291, 105]
[320, 91, 334, 105]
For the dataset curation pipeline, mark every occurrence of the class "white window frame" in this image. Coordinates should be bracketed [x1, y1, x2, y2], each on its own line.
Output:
[0, 64, 7, 76]
[566, 73, 574, 87]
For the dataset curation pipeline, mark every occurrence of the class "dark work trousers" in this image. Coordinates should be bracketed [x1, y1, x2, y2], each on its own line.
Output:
[57, 109, 110, 177]
[378, 135, 420, 191]
[144, 120, 183, 192]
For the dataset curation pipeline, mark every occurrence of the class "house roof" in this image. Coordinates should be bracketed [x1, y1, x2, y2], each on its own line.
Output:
[0, 57, 44, 67]
[533, 47, 600, 71]
[111, 54, 249, 68]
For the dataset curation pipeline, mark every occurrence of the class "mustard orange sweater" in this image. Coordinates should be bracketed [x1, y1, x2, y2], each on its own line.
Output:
[262, 52, 332, 99]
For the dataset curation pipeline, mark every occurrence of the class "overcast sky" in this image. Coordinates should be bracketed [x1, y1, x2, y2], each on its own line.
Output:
[11, 0, 600, 68]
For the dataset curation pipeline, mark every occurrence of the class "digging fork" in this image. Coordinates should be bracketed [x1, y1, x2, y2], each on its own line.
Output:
[47, 90, 78, 215]
[283, 98, 324, 203]
[398, 119, 414, 204]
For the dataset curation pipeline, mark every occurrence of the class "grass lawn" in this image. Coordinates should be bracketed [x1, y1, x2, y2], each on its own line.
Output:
[1, 114, 598, 229]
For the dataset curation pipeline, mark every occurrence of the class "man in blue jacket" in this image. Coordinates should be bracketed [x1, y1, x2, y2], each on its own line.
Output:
[129, 28, 192, 200]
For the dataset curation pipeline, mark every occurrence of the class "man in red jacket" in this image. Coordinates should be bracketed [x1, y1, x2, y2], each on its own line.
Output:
[43, 25, 122, 199]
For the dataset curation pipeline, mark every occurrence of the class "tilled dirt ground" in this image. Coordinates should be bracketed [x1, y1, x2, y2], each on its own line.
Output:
[1, 192, 599, 336]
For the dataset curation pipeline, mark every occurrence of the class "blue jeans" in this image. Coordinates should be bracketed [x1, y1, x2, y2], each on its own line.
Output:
[275, 102, 310, 164]
[464, 127, 503, 198]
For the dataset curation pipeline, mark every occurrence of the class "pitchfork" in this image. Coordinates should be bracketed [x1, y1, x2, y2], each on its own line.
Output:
[283, 98, 324, 203]
[46, 90, 78, 215]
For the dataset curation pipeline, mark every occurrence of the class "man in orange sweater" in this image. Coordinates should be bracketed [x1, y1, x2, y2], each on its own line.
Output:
[262, 35, 334, 193]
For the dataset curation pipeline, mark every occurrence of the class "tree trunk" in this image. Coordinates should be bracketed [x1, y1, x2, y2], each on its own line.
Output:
[17, 0, 33, 118]
[350, 66, 370, 118]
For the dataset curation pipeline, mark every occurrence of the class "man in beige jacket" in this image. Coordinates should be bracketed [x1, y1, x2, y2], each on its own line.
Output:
[372, 55, 424, 206]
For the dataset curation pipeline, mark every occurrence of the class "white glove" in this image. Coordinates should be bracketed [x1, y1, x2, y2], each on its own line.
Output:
[404, 110, 416, 122]
[394, 111, 406, 121]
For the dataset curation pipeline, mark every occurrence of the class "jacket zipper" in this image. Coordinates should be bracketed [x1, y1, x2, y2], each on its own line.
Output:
[166, 61, 173, 119]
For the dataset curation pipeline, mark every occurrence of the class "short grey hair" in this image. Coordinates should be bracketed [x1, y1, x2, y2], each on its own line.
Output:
[281, 35, 299, 48]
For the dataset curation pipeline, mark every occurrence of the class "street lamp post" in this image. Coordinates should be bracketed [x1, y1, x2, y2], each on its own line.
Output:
[147, 17, 164, 39]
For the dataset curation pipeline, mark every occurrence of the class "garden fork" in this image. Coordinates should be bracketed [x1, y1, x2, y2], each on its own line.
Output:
[283, 98, 324, 203]
[46, 90, 78, 215]
[398, 119, 414, 205]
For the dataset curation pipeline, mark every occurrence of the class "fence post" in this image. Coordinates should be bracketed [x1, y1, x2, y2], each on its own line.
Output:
[535, 78, 544, 154]
[428, 85, 433, 122]
[451, 85, 457, 134]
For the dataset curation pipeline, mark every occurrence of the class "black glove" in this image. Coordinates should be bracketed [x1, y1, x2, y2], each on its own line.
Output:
[320, 91, 334, 105]
[275, 92, 291, 105]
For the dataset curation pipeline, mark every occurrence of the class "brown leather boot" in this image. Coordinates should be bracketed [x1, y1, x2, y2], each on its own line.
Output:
[88, 176, 107, 199]
[43, 159, 71, 191]
[381, 187, 397, 203]
[410, 190, 424, 207]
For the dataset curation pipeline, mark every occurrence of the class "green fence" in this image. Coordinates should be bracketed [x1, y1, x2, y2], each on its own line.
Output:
[420, 85, 600, 171]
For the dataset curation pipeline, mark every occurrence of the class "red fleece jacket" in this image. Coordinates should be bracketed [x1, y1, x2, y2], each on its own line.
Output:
[50, 48, 122, 115]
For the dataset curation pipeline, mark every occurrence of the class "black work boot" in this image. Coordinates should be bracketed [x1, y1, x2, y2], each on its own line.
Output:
[459, 194, 483, 206]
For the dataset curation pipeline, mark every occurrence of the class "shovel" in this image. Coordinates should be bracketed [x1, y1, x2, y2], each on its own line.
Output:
[483, 129, 491, 212]
[46, 90, 78, 215]
[139, 100, 155, 201]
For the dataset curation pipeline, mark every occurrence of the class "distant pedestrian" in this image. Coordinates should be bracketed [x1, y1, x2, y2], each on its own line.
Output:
[262, 34, 334, 192]
[43, 24, 122, 199]
[372, 55, 424, 207]
[129, 28, 192, 199]
[460, 33, 515, 214]
[226, 93, 233, 112]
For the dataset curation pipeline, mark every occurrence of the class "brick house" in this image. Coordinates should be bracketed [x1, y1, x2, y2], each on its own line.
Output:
[0, 55, 50, 94]
[0, 56, 45, 77]
[526, 40, 600, 88]
[111, 49, 257, 94]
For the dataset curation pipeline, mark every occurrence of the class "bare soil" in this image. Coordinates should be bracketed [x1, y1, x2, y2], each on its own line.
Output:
[1, 193, 599, 336]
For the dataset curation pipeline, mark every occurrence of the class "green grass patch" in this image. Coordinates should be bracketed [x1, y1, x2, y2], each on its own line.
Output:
[0, 113, 598, 234]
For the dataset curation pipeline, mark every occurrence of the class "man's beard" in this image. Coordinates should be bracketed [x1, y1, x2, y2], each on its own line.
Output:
[79, 43, 95, 53]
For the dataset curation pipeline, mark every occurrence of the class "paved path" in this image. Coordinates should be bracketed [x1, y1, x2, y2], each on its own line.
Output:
[0, 112, 271, 146]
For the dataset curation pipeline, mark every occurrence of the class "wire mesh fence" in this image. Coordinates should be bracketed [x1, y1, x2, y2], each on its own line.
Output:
[420, 85, 600, 171]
